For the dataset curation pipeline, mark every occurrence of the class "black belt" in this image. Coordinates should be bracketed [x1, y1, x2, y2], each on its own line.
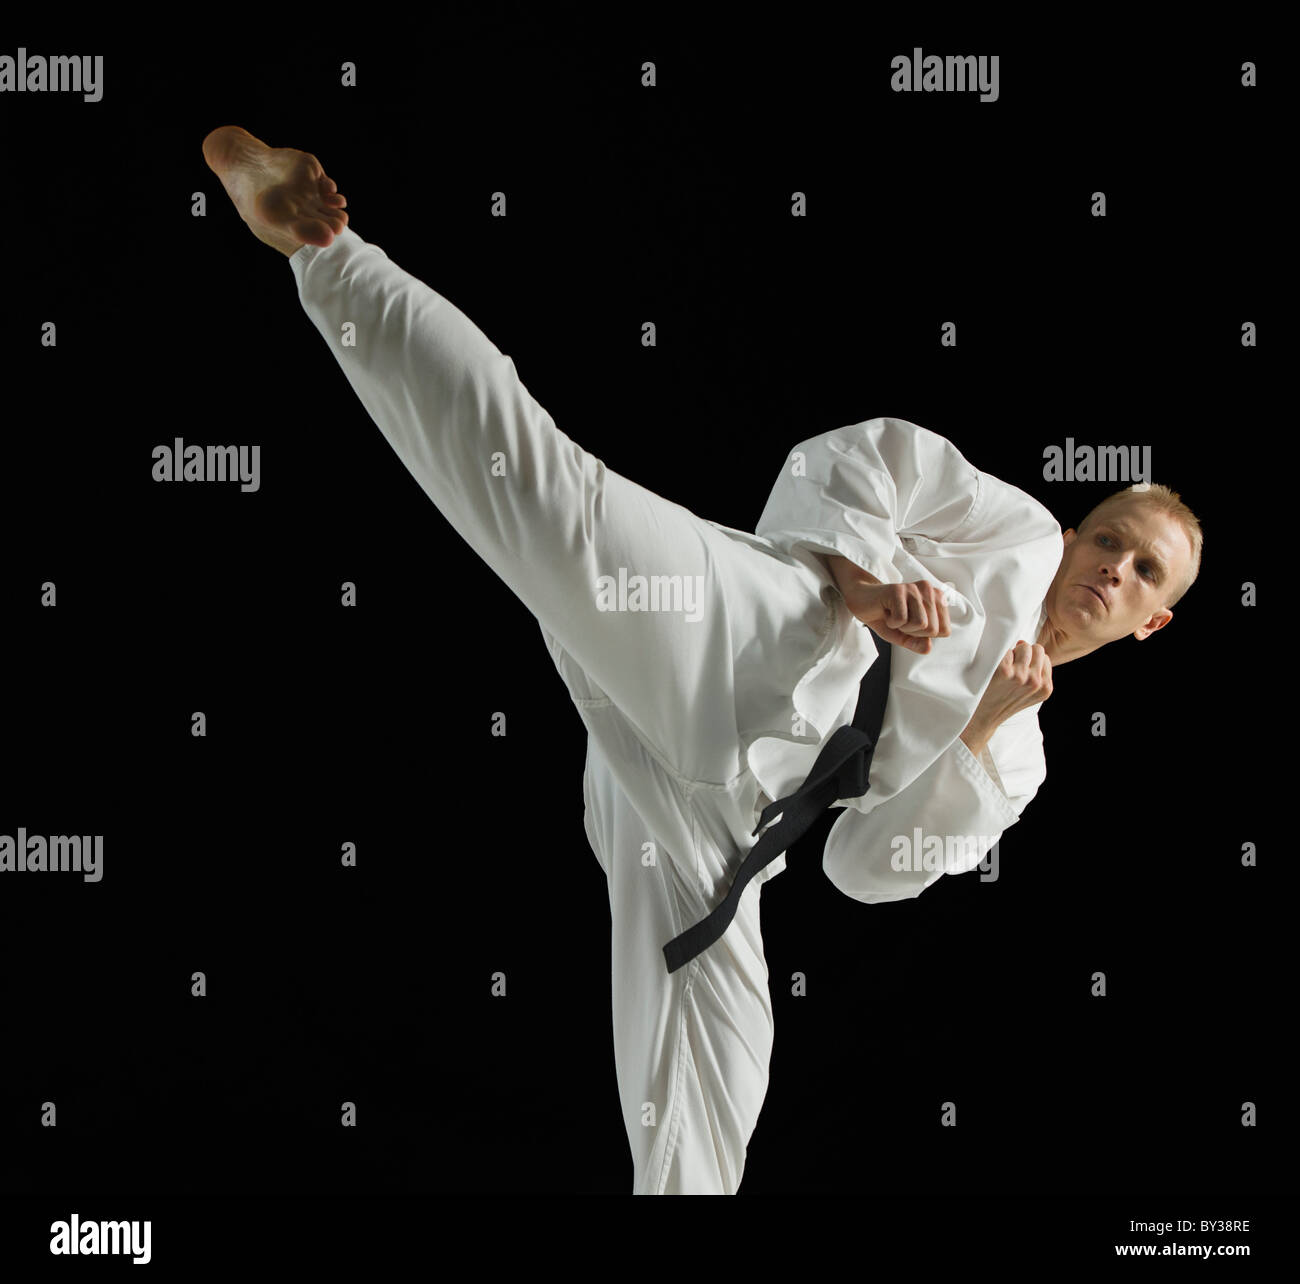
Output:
[662, 628, 892, 973]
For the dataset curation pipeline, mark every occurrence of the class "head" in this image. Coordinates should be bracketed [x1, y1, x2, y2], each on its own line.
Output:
[1042, 483, 1202, 663]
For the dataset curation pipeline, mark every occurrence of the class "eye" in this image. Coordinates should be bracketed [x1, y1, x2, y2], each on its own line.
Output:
[1100, 533, 1155, 581]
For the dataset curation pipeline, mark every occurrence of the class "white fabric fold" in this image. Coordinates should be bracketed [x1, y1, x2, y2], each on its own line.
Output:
[746, 417, 1061, 901]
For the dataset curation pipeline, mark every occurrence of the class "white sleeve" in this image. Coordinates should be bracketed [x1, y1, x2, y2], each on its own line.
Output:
[754, 417, 982, 583]
[754, 416, 1061, 590]
[977, 707, 1049, 816]
[823, 712, 1046, 904]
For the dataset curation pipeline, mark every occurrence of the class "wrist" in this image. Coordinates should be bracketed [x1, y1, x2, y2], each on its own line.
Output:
[960, 716, 995, 758]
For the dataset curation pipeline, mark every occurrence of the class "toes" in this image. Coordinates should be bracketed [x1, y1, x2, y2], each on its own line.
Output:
[305, 207, 348, 237]
[315, 176, 345, 206]
[309, 198, 348, 232]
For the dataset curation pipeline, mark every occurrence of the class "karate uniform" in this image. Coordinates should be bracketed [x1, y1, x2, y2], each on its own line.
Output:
[287, 228, 1063, 1194]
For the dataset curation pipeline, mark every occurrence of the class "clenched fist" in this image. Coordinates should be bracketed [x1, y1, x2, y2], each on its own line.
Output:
[841, 578, 952, 654]
[961, 641, 1053, 755]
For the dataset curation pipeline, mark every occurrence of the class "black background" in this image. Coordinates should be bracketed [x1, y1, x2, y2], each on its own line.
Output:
[0, 6, 1285, 1263]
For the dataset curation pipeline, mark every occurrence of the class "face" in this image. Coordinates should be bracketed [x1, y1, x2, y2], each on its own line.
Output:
[1044, 499, 1193, 648]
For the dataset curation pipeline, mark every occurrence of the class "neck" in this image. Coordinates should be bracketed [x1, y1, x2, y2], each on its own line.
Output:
[1036, 612, 1098, 667]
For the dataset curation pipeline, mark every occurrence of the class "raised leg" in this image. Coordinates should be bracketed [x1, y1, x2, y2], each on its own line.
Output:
[203, 127, 836, 787]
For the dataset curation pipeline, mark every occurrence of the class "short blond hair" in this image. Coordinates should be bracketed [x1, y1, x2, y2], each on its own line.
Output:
[1077, 483, 1203, 608]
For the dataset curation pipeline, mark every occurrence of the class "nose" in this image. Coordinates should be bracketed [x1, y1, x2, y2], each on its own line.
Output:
[1098, 552, 1131, 583]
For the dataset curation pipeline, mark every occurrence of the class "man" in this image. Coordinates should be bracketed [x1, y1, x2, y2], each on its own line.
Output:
[201, 126, 1202, 1195]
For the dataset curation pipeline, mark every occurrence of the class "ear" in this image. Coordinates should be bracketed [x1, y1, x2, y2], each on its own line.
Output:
[1062, 527, 1077, 547]
[1134, 607, 1173, 641]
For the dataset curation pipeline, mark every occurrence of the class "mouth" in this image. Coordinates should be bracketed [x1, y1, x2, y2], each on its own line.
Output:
[1081, 585, 1107, 607]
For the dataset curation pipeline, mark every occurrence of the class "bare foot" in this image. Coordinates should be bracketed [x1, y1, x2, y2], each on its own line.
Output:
[202, 125, 349, 257]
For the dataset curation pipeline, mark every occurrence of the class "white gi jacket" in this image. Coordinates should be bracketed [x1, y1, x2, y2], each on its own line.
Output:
[747, 417, 1063, 903]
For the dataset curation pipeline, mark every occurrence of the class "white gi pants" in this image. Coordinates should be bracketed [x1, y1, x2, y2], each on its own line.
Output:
[288, 228, 846, 1194]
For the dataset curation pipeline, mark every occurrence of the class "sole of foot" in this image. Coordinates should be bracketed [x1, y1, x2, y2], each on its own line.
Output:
[202, 125, 349, 257]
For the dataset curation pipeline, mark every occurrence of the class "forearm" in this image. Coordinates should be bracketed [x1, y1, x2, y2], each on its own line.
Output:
[825, 553, 881, 593]
[959, 715, 996, 759]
